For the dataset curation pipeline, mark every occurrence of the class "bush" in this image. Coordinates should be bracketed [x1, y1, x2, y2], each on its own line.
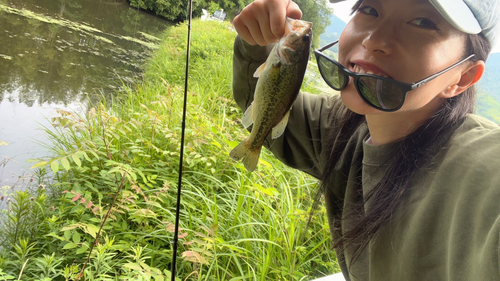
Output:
[128, 0, 209, 22]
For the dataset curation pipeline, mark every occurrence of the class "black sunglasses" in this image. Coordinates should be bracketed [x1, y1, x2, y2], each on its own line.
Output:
[314, 40, 475, 112]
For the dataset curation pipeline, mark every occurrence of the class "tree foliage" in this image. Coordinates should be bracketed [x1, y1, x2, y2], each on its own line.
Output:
[127, 0, 333, 43]
[128, 0, 194, 21]
[295, 0, 333, 49]
[127, 0, 331, 48]
[128, 0, 252, 21]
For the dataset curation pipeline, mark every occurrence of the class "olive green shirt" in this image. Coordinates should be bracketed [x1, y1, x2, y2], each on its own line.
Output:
[233, 35, 500, 281]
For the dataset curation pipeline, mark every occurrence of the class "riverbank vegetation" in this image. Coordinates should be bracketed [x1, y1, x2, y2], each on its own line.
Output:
[0, 19, 339, 280]
[128, 0, 332, 48]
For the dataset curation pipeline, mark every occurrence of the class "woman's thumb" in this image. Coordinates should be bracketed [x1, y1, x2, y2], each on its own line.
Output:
[286, 0, 302, 19]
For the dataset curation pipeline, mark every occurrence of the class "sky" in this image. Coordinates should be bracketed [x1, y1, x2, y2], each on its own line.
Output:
[328, 0, 500, 53]
[328, 0, 355, 23]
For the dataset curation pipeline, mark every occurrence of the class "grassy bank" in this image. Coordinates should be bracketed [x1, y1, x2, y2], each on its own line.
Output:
[0, 20, 338, 280]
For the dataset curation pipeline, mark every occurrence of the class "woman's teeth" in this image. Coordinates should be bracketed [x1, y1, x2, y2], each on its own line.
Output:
[352, 64, 390, 78]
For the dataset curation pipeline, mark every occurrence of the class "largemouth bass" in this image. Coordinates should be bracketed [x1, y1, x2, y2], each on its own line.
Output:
[230, 18, 313, 172]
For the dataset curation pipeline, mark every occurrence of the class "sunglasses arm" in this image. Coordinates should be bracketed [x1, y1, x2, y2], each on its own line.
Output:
[410, 54, 476, 90]
[317, 40, 339, 52]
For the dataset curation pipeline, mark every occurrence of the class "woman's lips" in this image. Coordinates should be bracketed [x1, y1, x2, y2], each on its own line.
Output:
[351, 63, 391, 78]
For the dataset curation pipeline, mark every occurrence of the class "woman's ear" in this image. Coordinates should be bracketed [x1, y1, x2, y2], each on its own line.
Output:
[441, 60, 485, 98]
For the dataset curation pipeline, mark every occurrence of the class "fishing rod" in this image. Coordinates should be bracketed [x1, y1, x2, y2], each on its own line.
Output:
[171, 0, 193, 278]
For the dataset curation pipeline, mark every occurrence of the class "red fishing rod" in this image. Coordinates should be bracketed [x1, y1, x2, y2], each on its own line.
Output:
[171, 0, 193, 278]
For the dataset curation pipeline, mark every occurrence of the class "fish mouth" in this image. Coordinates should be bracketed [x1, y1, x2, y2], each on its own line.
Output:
[276, 18, 311, 65]
[286, 17, 312, 34]
[351, 63, 392, 79]
[291, 19, 308, 32]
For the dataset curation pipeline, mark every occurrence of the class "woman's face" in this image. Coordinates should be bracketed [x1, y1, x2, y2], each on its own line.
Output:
[338, 0, 469, 116]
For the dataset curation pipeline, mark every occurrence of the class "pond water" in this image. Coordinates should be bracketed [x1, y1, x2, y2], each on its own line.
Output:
[0, 0, 170, 198]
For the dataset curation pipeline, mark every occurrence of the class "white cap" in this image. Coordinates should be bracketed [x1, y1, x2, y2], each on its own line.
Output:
[330, 0, 500, 49]
[425, 0, 500, 49]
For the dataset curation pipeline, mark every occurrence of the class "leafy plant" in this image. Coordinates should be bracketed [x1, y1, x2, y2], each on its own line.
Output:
[0, 268, 15, 281]
[1, 19, 339, 280]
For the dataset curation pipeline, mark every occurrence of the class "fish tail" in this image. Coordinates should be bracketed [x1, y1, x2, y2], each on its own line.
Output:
[230, 141, 249, 161]
[230, 141, 261, 172]
[242, 146, 261, 172]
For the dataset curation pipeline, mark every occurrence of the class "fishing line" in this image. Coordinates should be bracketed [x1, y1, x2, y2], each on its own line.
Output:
[171, 0, 193, 278]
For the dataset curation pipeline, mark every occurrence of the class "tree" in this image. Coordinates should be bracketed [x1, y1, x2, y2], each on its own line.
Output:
[128, 0, 330, 33]
[294, 0, 333, 49]
[202, 0, 252, 19]
[128, 0, 208, 21]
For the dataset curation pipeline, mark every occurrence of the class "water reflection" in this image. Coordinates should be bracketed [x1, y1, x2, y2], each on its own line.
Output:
[0, 0, 170, 189]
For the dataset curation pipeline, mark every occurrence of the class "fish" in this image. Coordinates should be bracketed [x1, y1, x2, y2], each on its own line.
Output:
[230, 18, 313, 172]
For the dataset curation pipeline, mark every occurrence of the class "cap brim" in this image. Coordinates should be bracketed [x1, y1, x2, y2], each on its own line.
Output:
[429, 0, 481, 34]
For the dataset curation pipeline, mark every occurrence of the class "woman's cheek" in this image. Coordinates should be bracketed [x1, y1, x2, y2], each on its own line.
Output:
[340, 85, 381, 115]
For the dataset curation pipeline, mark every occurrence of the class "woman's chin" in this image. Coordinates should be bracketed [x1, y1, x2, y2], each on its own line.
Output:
[340, 90, 383, 115]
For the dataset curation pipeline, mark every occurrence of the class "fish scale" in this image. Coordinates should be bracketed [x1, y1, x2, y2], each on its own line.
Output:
[230, 18, 313, 172]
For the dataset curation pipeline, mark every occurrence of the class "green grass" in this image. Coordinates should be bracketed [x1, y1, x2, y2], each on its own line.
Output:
[0, 19, 339, 280]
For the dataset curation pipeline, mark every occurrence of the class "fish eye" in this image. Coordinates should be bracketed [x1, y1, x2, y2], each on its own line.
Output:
[303, 34, 310, 42]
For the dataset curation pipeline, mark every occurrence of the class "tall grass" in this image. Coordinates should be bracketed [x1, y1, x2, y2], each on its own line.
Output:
[0, 19, 339, 280]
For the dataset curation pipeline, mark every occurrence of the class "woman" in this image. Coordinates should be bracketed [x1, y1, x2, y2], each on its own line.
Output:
[232, 0, 500, 280]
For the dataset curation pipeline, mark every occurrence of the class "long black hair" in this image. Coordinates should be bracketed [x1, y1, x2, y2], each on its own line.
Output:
[319, 0, 492, 264]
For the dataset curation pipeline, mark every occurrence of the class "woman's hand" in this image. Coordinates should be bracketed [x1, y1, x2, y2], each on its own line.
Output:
[233, 0, 302, 46]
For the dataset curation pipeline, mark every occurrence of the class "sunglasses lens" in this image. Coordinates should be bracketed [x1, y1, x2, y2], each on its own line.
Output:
[318, 56, 345, 90]
[358, 77, 405, 111]
[316, 44, 407, 111]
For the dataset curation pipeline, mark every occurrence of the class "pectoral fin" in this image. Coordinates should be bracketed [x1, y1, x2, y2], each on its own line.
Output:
[271, 110, 291, 139]
[253, 62, 266, 78]
[242, 101, 254, 128]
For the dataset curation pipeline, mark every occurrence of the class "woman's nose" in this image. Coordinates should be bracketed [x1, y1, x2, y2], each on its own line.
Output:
[361, 21, 396, 55]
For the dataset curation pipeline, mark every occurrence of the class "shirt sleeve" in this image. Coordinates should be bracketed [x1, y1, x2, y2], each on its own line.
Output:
[232, 35, 346, 178]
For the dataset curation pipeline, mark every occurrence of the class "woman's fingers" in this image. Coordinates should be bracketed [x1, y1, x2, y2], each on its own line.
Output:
[234, 18, 257, 45]
[233, 0, 302, 46]
[247, 15, 270, 45]
[269, 0, 303, 39]
[286, 1, 302, 20]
